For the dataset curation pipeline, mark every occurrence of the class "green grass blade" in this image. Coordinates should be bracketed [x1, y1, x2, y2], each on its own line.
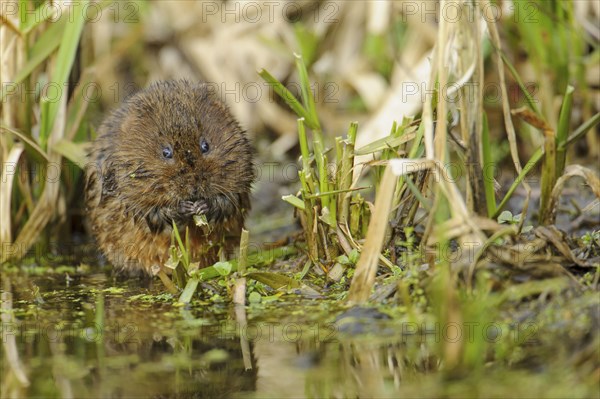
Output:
[0, 18, 67, 101]
[46, 0, 87, 135]
[282, 194, 306, 210]
[171, 221, 185, 253]
[39, 96, 51, 151]
[305, 186, 371, 199]
[404, 177, 432, 212]
[0, 125, 50, 162]
[556, 85, 574, 177]
[258, 69, 312, 126]
[563, 112, 600, 149]
[21, 1, 54, 34]
[294, 24, 318, 66]
[500, 52, 542, 117]
[354, 129, 416, 155]
[297, 118, 311, 174]
[294, 53, 321, 131]
[52, 140, 88, 169]
[18, 0, 28, 31]
[495, 110, 600, 219]
[493, 148, 543, 218]
[408, 121, 425, 159]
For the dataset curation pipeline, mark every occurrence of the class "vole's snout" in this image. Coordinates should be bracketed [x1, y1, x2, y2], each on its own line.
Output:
[183, 149, 195, 167]
[185, 183, 211, 204]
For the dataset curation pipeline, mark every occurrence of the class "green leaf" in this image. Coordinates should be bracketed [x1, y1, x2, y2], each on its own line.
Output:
[282, 194, 305, 210]
[336, 255, 350, 265]
[164, 244, 181, 270]
[248, 292, 262, 304]
[52, 140, 89, 169]
[191, 246, 298, 281]
[201, 349, 229, 363]
[247, 272, 322, 297]
[318, 207, 336, 228]
[213, 261, 233, 277]
[246, 272, 301, 290]
[178, 278, 199, 304]
[348, 249, 360, 264]
[193, 214, 209, 227]
[497, 210, 514, 224]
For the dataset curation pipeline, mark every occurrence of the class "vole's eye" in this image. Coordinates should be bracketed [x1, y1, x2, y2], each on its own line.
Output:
[162, 146, 173, 159]
[200, 139, 210, 154]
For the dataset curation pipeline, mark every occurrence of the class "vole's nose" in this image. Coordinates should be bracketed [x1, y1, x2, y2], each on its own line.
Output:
[184, 149, 195, 166]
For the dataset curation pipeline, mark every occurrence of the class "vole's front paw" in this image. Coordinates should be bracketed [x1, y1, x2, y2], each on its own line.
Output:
[178, 200, 209, 216]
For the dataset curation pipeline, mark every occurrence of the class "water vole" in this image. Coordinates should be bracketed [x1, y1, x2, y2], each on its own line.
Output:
[85, 80, 254, 275]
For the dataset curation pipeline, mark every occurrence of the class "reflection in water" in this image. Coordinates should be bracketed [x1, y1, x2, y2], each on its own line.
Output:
[2, 274, 256, 397]
[252, 326, 439, 398]
[1, 273, 425, 398]
[2, 271, 592, 398]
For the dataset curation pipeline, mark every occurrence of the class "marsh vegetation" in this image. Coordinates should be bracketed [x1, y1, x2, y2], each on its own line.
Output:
[1, 1, 599, 397]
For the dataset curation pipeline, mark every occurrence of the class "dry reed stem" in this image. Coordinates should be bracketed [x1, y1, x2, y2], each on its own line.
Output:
[463, 1, 485, 213]
[483, 0, 532, 223]
[1, 282, 30, 386]
[546, 165, 600, 226]
[0, 4, 21, 249]
[419, 1, 443, 245]
[422, 1, 487, 258]
[233, 229, 250, 306]
[348, 165, 397, 304]
[234, 304, 253, 370]
[0, 144, 23, 246]
[8, 91, 67, 262]
[432, 0, 450, 164]
[535, 226, 593, 268]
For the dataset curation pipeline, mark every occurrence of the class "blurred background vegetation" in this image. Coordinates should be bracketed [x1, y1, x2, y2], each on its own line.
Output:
[1, 1, 600, 397]
[1, 0, 598, 262]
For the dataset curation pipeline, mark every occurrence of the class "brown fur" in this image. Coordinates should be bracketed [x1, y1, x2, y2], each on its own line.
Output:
[85, 80, 254, 275]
